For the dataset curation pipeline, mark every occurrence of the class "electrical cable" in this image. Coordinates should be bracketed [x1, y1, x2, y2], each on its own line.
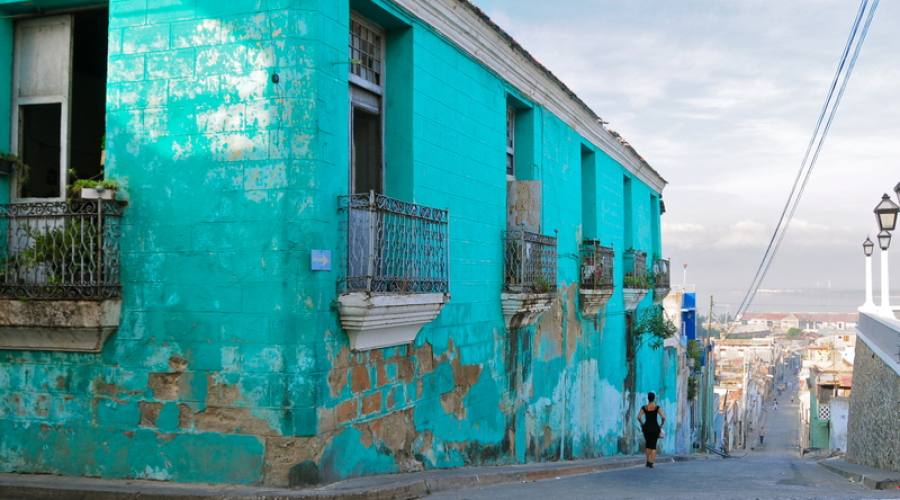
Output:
[736, 0, 867, 319]
[741, 0, 879, 319]
[734, 0, 878, 321]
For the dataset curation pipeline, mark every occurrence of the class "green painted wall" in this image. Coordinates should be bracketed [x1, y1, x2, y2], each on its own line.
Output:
[0, 0, 675, 487]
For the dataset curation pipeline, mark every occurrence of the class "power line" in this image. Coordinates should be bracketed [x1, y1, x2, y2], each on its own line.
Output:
[735, 0, 879, 321]
[743, 1, 879, 318]
[736, 0, 868, 319]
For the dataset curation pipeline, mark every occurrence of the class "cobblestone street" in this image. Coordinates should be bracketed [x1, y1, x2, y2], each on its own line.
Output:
[430, 390, 900, 500]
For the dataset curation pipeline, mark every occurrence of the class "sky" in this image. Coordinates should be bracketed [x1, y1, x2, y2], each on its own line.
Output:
[472, 0, 900, 314]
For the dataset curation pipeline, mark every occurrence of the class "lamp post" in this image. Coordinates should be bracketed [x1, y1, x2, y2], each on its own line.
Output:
[877, 230, 893, 317]
[874, 194, 899, 318]
[860, 237, 875, 312]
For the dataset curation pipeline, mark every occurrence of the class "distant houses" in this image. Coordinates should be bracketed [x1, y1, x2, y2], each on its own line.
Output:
[740, 312, 857, 334]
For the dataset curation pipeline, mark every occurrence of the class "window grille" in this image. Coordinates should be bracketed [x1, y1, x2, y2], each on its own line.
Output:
[818, 403, 831, 421]
[653, 258, 671, 288]
[341, 193, 449, 294]
[504, 229, 557, 293]
[0, 200, 124, 300]
[580, 240, 614, 290]
[350, 16, 384, 91]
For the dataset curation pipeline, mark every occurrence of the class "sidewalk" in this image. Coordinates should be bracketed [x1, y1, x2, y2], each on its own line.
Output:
[818, 457, 900, 490]
[0, 454, 702, 500]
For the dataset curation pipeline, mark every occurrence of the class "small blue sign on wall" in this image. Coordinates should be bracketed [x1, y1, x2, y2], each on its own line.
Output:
[311, 250, 332, 271]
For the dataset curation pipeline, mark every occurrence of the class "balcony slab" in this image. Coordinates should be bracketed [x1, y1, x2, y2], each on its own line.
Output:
[623, 288, 648, 312]
[0, 299, 121, 352]
[339, 292, 449, 351]
[580, 288, 613, 317]
[501, 292, 554, 329]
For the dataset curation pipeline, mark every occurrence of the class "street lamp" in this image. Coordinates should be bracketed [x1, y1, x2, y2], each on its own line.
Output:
[874, 193, 899, 232]
[860, 237, 875, 312]
[877, 230, 893, 318]
[895, 181, 900, 204]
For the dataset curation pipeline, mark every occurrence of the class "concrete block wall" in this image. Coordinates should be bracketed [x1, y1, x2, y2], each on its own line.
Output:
[0, 0, 677, 487]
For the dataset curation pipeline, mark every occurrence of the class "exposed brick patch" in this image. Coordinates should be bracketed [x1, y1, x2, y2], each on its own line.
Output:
[328, 349, 351, 397]
[361, 392, 381, 415]
[187, 406, 278, 436]
[335, 399, 358, 423]
[206, 377, 241, 406]
[350, 364, 370, 393]
[263, 436, 330, 487]
[148, 372, 192, 400]
[396, 357, 414, 382]
[139, 401, 163, 427]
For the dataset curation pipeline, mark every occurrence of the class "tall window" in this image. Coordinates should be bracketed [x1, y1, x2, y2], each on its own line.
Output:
[349, 14, 385, 195]
[506, 106, 515, 180]
[12, 12, 107, 200]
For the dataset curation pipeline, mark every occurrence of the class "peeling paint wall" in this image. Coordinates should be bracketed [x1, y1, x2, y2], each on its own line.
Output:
[0, 0, 679, 487]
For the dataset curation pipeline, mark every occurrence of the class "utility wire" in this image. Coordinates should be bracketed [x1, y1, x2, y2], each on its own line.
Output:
[742, 1, 880, 319]
[735, 0, 878, 321]
[736, 0, 867, 319]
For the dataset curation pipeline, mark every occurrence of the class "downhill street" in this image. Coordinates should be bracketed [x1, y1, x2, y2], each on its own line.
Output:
[430, 388, 900, 500]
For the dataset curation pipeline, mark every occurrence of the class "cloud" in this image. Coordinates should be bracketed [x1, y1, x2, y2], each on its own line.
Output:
[474, 0, 900, 293]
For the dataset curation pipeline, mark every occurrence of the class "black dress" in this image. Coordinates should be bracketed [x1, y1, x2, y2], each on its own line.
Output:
[642, 404, 661, 450]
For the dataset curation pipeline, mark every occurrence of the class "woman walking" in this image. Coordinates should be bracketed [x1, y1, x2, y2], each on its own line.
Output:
[637, 392, 666, 468]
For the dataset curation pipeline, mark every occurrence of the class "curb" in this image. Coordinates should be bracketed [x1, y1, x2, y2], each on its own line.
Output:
[0, 455, 701, 499]
[818, 459, 900, 490]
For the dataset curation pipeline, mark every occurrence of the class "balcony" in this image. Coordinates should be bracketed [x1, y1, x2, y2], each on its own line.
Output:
[579, 240, 614, 316]
[0, 200, 124, 352]
[502, 228, 557, 328]
[653, 258, 671, 304]
[338, 193, 450, 351]
[622, 248, 649, 312]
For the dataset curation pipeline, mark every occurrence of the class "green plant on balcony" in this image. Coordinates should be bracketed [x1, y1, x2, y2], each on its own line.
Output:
[16, 217, 99, 287]
[623, 273, 650, 289]
[533, 274, 553, 294]
[0, 153, 29, 182]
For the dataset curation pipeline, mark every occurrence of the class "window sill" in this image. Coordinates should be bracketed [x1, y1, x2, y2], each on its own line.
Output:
[0, 298, 121, 352]
[338, 292, 449, 351]
[501, 291, 554, 329]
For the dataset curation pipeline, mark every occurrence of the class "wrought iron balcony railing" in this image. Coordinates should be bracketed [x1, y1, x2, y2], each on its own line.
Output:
[623, 248, 649, 289]
[341, 192, 449, 294]
[654, 258, 671, 289]
[504, 228, 557, 294]
[580, 240, 614, 290]
[0, 200, 124, 300]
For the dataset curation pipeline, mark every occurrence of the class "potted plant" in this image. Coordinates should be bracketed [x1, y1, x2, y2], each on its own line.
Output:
[0, 153, 26, 177]
[70, 178, 120, 200]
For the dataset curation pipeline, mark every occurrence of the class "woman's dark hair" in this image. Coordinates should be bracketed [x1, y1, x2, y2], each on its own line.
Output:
[648, 392, 656, 402]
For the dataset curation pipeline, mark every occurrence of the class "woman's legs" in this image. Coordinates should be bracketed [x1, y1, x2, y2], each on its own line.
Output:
[649, 448, 657, 464]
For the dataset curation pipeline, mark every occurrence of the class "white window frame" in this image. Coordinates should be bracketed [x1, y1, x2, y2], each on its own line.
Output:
[349, 13, 385, 97]
[348, 12, 386, 196]
[11, 15, 73, 203]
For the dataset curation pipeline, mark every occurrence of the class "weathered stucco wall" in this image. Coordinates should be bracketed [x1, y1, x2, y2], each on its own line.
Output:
[846, 340, 900, 472]
[0, 0, 676, 486]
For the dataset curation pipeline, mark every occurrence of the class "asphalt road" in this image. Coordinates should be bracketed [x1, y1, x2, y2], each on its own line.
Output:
[429, 387, 900, 500]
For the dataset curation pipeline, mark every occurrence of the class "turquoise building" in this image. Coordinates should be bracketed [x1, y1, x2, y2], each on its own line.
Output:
[0, 0, 677, 486]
